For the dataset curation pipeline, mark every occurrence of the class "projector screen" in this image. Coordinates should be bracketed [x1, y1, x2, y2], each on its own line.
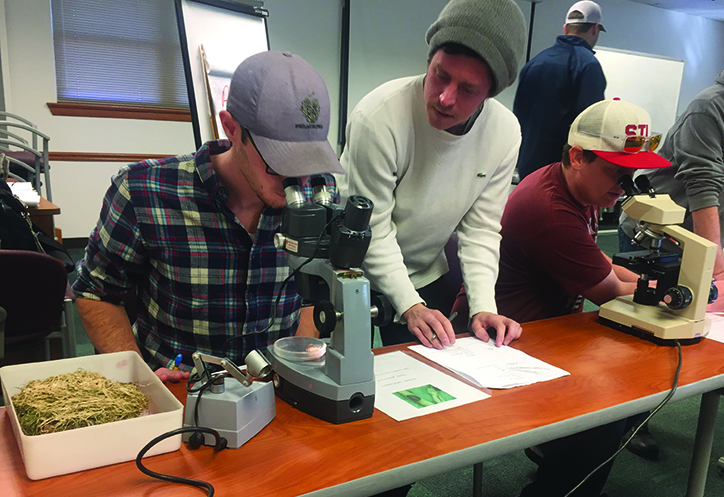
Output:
[595, 47, 685, 136]
[176, 0, 269, 149]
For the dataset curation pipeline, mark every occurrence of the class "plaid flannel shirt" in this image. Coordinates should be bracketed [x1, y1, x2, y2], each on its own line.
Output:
[73, 140, 338, 370]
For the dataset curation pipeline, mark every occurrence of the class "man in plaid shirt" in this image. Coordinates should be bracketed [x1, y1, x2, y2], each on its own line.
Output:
[74, 51, 343, 382]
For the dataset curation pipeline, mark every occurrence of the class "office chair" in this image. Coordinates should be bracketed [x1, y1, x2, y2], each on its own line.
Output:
[0, 250, 76, 361]
[0, 111, 52, 202]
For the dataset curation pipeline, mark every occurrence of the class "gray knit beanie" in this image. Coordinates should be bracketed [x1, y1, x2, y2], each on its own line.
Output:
[425, 0, 527, 98]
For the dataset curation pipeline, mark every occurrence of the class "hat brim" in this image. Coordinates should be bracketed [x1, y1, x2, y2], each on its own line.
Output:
[593, 150, 670, 169]
[250, 132, 345, 177]
[565, 20, 605, 32]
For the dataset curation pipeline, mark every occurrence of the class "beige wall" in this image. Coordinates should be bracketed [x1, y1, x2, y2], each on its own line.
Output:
[1, 0, 342, 239]
[2, 0, 723, 239]
[3, 0, 194, 238]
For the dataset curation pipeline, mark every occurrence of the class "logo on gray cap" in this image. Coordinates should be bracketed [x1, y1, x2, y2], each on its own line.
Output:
[301, 96, 321, 124]
[297, 96, 323, 129]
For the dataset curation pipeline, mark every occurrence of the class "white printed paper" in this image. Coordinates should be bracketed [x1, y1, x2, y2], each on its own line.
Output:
[409, 337, 569, 389]
[706, 312, 724, 343]
[374, 351, 490, 421]
[9, 181, 40, 207]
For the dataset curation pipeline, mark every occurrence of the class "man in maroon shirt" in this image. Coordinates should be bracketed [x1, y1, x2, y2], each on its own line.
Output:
[496, 100, 668, 323]
[454, 98, 670, 496]
[455, 98, 669, 324]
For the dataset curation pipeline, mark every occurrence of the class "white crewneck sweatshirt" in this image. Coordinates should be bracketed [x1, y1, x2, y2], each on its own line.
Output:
[337, 75, 520, 320]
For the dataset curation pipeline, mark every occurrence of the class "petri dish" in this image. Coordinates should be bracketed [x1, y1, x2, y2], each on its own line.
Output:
[273, 337, 327, 365]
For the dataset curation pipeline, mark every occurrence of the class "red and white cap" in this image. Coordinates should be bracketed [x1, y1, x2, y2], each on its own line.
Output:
[568, 99, 670, 169]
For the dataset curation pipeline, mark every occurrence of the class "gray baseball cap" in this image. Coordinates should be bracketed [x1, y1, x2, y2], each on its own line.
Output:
[226, 51, 343, 177]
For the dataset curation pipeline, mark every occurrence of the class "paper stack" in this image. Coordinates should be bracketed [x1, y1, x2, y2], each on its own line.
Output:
[9, 181, 41, 207]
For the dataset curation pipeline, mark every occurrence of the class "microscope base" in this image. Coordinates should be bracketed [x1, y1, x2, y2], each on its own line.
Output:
[274, 372, 374, 424]
[599, 316, 702, 346]
[599, 295, 708, 344]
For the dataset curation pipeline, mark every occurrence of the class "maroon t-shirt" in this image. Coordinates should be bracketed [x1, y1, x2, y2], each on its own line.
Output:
[494, 163, 611, 323]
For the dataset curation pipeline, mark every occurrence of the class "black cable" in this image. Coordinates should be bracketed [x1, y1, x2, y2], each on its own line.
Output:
[135, 426, 227, 496]
[184, 366, 232, 429]
[221, 213, 340, 356]
[191, 374, 220, 427]
[563, 340, 683, 497]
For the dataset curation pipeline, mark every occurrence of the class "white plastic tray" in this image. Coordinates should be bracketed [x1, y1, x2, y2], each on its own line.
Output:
[0, 351, 183, 480]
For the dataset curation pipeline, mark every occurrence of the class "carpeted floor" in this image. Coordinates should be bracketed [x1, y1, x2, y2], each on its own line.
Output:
[406, 394, 724, 496]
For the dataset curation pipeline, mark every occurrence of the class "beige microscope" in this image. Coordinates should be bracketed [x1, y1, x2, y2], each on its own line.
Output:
[599, 177, 718, 344]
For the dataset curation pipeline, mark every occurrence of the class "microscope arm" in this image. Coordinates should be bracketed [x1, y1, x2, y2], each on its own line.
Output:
[191, 352, 252, 387]
[661, 224, 717, 321]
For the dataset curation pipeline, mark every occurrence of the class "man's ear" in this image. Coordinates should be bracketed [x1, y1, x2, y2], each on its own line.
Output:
[568, 145, 586, 171]
[219, 110, 240, 142]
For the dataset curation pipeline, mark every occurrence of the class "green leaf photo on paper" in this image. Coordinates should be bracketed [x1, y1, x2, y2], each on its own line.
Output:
[393, 384, 456, 409]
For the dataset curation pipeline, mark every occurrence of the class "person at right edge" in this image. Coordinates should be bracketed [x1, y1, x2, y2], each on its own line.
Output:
[618, 68, 724, 461]
[514, 1, 606, 181]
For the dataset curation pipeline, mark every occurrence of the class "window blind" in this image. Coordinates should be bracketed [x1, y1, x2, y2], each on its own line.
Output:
[51, 0, 189, 109]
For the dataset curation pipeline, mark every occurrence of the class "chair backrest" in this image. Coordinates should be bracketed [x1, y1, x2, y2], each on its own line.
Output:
[0, 112, 51, 201]
[0, 250, 67, 345]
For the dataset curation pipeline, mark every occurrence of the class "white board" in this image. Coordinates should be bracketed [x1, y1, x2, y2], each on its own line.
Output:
[595, 47, 684, 136]
[176, 0, 269, 149]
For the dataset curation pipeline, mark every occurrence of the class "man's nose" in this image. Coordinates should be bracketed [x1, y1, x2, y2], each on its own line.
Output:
[439, 84, 457, 107]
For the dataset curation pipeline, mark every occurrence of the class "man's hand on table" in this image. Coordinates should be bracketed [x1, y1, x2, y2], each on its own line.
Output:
[155, 367, 191, 383]
[470, 311, 522, 347]
[402, 303, 455, 350]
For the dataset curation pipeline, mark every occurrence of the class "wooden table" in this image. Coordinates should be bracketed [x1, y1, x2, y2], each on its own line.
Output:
[2, 312, 723, 497]
[28, 196, 60, 238]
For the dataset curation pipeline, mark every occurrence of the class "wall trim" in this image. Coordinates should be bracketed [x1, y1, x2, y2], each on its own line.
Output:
[49, 152, 171, 162]
[47, 102, 191, 122]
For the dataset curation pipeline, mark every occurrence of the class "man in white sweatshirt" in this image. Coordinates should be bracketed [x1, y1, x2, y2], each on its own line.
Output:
[338, 0, 526, 348]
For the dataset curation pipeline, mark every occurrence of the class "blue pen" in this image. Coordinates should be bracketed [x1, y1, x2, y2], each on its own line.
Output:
[173, 354, 183, 370]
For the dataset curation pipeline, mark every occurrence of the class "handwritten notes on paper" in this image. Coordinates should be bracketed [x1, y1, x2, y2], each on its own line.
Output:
[409, 337, 569, 389]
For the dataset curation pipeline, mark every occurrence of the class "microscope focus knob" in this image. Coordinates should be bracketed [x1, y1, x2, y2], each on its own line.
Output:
[371, 293, 393, 327]
[314, 301, 338, 338]
[709, 282, 719, 304]
[274, 233, 287, 250]
[663, 286, 693, 310]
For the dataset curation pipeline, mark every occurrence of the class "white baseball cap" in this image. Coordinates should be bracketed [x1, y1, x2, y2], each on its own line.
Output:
[568, 99, 670, 169]
[566, 1, 606, 32]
